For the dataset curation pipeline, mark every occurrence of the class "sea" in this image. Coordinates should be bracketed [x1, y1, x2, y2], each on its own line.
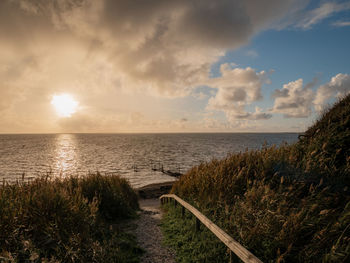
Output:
[0, 133, 298, 188]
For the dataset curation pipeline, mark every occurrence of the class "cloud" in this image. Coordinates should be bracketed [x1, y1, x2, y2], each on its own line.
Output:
[314, 73, 350, 111]
[207, 65, 272, 120]
[191, 88, 209, 100]
[193, 92, 208, 100]
[332, 20, 350, 27]
[0, 0, 310, 101]
[226, 107, 272, 121]
[1, 0, 346, 132]
[272, 78, 316, 118]
[296, 1, 350, 29]
[272, 74, 350, 118]
[245, 50, 259, 58]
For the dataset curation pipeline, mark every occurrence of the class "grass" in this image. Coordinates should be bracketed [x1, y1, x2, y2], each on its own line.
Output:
[161, 202, 230, 263]
[162, 94, 350, 262]
[0, 173, 143, 262]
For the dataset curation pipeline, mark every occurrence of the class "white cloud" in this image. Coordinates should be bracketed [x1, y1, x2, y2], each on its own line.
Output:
[296, 1, 350, 29]
[245, 50, 259, 58]
[332, 20, 350, 27]
[314, 73, 350, 111]
[207, 65, 272, 121]
[273, 74, 350, 118]
[272, 78, 315, 118]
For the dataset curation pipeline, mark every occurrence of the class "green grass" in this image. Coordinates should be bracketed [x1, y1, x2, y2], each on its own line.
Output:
[0, 173, 143, 262]
[163, 94, 350, 262]
[161, 202, 230, 263]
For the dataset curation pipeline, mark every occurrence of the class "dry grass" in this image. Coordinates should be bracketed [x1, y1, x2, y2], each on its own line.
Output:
[166, 94, 350, 262]
[0, 173, 142, 262]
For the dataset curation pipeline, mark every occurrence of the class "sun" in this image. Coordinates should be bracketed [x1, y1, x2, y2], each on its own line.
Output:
[51, 94, 79, 117]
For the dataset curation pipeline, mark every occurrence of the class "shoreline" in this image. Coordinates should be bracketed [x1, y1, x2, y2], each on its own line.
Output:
[135, 181, 176, 199]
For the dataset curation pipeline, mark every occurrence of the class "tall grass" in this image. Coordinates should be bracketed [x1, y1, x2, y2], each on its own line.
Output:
[0, 173, 142, 262]
[165, 94, 350, 262]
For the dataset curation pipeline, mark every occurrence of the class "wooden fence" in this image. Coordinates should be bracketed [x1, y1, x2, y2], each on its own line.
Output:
[160, 194, 263, 263]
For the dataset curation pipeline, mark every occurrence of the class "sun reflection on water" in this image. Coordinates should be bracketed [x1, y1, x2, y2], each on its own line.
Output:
[53, 134, 79, 177]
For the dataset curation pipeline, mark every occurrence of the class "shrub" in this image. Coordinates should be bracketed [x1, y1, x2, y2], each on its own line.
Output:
[0, 173, 142, 262]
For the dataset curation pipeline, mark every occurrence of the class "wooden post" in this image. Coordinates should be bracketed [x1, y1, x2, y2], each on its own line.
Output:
[182, 206, 185, 218]
[196, 218, 200, 232]
[174, 200, 177, 208]
[229, 250, 240, 263]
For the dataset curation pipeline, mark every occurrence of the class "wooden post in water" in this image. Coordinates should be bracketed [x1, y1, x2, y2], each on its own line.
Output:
[174, 200, 177, 208]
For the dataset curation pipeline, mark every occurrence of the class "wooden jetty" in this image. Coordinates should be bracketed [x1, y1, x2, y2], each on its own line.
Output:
[151, 163, 183, 177]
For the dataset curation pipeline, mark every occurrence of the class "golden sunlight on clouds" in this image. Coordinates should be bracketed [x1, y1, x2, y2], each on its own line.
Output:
[51, 94, 79, 118]
[1, 0, 348, 133]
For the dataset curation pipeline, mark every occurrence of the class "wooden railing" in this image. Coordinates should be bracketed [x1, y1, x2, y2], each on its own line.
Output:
[160, 194, 263, 263]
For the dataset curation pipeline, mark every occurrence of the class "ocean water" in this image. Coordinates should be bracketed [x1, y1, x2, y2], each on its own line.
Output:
[0, 133, 298, 188]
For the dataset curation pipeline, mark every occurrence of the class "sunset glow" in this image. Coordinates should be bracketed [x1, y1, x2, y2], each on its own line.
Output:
[0, 1, 349, 261]
[51, 94, 79, 118]
[0, 0, 349, 133]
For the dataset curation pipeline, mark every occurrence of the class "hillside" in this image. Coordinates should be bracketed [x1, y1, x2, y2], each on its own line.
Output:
[165, 94, 350, 262]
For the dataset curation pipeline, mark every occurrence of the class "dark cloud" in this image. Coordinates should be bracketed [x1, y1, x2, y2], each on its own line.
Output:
[231, 110, 272, 120]
[275, 102, 299, 110]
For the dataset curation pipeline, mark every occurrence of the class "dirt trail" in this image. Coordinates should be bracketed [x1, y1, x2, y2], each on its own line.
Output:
[134, 198, 176, 263]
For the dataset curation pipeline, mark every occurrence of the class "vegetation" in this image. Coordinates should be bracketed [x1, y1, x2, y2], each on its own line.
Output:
[163, 94, 350, 262]
[0, 173, 143, 262]
[162, 202, 229, 263]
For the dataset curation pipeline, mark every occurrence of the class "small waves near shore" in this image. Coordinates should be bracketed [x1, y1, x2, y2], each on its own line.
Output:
[0, 133, 298, 187]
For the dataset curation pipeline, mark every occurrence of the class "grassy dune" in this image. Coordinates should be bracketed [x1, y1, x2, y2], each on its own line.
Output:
[0, 173, 142, 262]
[163, 94, 350, 262]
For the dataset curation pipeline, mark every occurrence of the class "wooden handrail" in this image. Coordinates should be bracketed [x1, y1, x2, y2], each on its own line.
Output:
[160, 194, 263, 263]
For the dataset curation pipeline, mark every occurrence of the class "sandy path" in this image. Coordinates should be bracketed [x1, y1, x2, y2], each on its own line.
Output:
[134, 198, 176, 263]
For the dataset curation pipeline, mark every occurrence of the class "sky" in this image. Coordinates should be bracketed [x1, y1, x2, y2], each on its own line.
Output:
[0, 0, 350, 133]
